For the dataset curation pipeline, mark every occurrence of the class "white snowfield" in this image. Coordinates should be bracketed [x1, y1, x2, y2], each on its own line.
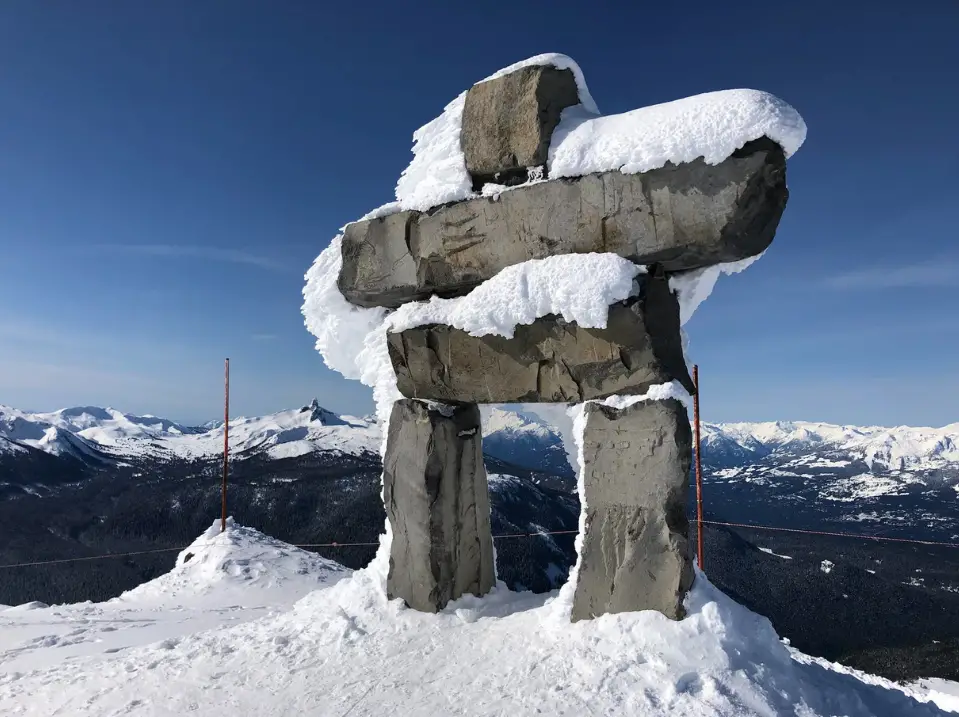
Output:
[0, 521, 347, 676]
[0, 521, 955, 716]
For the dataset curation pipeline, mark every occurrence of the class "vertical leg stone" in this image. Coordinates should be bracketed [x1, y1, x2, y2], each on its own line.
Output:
[571, 398, 693, 621]
[383, 399, 495, 612]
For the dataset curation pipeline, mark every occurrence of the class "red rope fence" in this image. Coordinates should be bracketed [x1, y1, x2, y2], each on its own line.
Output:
[0, 521, 953, 571]
[692, 519, 959, 549]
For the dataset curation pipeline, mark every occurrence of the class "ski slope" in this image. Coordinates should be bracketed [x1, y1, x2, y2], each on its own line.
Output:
[1, 522, 955, 716]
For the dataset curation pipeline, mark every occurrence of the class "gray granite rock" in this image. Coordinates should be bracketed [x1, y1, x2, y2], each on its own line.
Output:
[338, 138, 787, 308]
[387, 269, 693, 403]
[571, 398, 694, 621]
[383, 399, 495, 612]
[461, 65, 580, 188]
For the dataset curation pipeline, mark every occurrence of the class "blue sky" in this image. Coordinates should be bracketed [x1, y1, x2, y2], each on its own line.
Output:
[1, 1, 956, 427]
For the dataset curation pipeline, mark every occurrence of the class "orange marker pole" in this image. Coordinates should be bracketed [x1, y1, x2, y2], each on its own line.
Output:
[693, 364, 705, 572]
[221, 358, 230, 533]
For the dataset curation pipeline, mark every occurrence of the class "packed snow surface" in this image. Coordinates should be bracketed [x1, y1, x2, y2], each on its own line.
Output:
[0, 523, 952, 716]
[0, 521, 346, 675]
[387, 53, 804, 215]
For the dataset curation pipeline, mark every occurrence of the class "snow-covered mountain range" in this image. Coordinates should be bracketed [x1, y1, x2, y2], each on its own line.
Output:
[4, 400, 955, 481]
[702, 420, 959, 474]
[0, 400, 379, 464]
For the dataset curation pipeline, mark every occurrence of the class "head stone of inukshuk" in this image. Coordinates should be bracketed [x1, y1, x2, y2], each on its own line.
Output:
[303, 54, 805, 619]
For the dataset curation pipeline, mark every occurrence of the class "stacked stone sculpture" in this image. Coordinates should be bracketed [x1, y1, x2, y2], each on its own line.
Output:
[333, 65, 791, 619]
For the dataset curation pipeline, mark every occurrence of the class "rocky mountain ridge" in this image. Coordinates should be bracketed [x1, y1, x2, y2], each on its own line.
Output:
[3, 400, 956, 477]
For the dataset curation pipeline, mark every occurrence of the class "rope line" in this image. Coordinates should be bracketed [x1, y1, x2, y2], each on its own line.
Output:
[0, 546, 187, 569]
[489, 529, 579, 540]
[1, 522, 954, 570]
[0, 529, 579, 570]
[693, 519, 959, 549]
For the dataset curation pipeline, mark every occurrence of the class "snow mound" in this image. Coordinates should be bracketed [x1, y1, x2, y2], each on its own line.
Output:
[389, 53, 803, 215]
[910, 679, 959, 714]
[1, 558, 950, 716]
[118, 519, 347, 603]
[0, 523, 350, 675]
[2, 601, 49, 613]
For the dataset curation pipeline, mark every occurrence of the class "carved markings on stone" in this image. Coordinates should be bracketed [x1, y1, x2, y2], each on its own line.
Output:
[338, 139, 786, 308]
[571, 398, 694, 621]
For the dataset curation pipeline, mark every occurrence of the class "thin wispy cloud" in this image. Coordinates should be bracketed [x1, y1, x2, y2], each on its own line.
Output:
[823, 258, 959, 290]
[91, 244, 292, 273]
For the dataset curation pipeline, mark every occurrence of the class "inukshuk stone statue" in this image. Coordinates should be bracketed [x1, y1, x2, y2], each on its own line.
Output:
[303, 54, 805, 620]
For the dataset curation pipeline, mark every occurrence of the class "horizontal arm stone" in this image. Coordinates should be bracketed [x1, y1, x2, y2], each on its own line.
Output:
[387, 269, 694, 403]
[338, 138, 786, 308]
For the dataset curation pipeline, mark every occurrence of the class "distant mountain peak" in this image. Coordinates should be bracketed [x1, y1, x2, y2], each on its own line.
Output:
[481, 406, 554, 437]
[703, 420, 959, 472]
[300, 399, 346, 426]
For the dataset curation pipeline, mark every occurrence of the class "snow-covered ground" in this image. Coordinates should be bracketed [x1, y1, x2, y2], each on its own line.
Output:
[1, 522, 955, 716]
[0, 520, 346, 675]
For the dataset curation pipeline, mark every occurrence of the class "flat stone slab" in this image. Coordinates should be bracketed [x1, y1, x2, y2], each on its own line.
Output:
[387, 270, 693, 403]
[462, 65, 580, 188]
[383, 399, 495, 613]
[571, 398, 694, 621]
[338, 138, 786, 308]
